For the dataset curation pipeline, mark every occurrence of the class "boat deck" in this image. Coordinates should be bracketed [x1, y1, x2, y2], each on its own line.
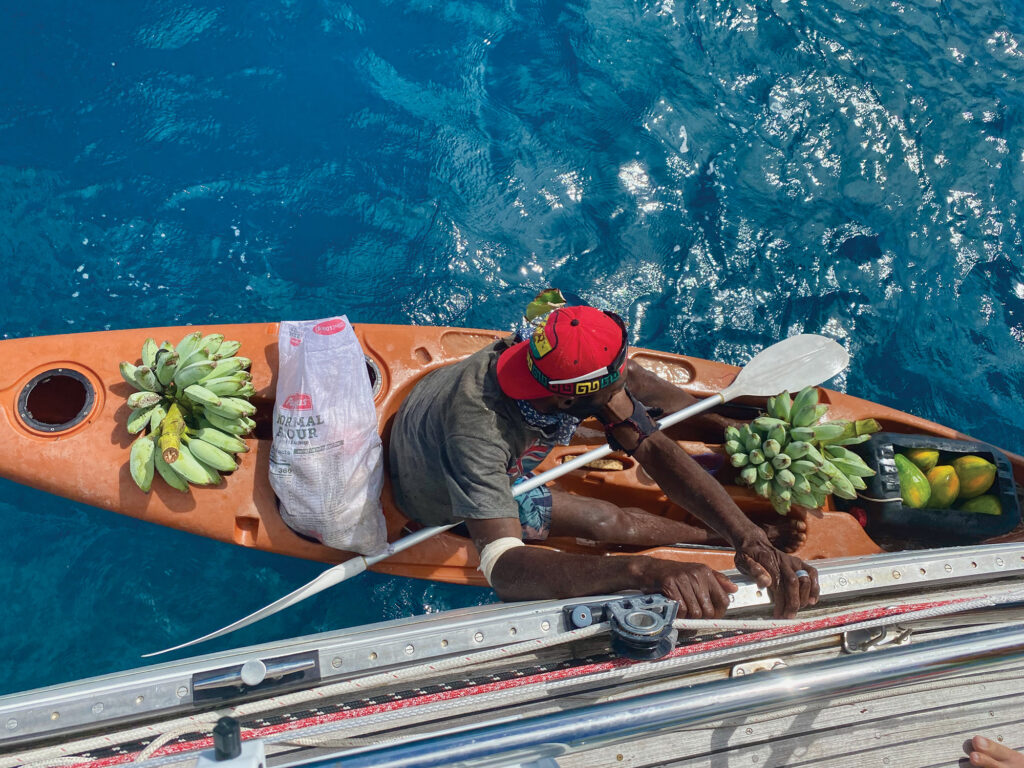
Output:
[3, 545, 1023, 768]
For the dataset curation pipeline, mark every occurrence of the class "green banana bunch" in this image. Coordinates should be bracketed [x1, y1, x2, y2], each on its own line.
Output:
[119, 331, 255, 493]
[724, 385, 881, 515]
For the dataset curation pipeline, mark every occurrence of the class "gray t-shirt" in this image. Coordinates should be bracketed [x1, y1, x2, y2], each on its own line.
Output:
[389, 340, 554, 526]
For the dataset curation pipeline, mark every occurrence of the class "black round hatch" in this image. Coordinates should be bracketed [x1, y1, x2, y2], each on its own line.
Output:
[17, 369, 96, 433]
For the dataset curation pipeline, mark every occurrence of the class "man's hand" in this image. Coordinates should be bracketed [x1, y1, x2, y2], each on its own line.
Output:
[639, 559, 739, 619]
[733, 536, 819, 618]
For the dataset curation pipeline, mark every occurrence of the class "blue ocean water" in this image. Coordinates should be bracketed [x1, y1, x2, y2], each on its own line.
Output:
[2, 0, 1023, 696]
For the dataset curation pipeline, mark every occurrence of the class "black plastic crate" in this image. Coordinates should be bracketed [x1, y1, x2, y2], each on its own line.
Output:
[844, 432, 1021, 544]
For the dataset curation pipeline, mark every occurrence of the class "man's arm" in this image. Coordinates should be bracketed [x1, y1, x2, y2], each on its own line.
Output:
[624, 361, 739, 442]
[465, 517, 737, 618]
[600, 389, 819, 618]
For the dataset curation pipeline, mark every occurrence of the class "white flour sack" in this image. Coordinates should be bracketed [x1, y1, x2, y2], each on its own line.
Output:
[268, 316, 387, 555]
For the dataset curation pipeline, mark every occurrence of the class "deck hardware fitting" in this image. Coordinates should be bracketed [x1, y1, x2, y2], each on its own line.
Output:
[842, 625, 912, 654]
[731, 658, 787, 677]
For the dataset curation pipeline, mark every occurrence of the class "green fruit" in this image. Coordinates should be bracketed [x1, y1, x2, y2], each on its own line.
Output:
[894, 454, 931, 508]
[767, 425, 788, 446]
[905, 448, 939, 473]
[951, 455, 998, 499]
[739, 466, 758, 486]
[141, 337, 159, 369]
[767, 393, 792, 422]
[957, 494, 1002, 516]
[775, 469, 796, 489]
[771, 494, 791, 515]
[784, 441, 812, 460]
[811, 423, 847, 442]
[790, 386, 820, 428]
[752, 417, 788, 434]
[743, 431, 762, 452]
[924, 465, 959, 508]
[153, 442, 190, 492]
[789, 427, 815, 443]
[127, 405, 157, 434]
[790, 459, 819, 475]
[129, 435, 156, 493]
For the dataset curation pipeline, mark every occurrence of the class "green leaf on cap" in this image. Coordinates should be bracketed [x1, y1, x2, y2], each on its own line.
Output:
[525, 288, 567, 323]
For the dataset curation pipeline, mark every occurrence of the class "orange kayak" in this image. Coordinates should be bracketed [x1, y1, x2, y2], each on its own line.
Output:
[1, 322, 1021, 587]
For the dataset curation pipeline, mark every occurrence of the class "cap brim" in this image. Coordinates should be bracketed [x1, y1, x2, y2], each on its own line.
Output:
[496, 339, 554, 400]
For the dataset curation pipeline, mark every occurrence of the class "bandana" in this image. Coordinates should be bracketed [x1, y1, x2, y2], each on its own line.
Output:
[511, 321, 580, 445]
[514, 399, 581, 446]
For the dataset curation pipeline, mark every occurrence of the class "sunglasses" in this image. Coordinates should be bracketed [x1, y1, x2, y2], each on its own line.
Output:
[527, 311, 629, 396]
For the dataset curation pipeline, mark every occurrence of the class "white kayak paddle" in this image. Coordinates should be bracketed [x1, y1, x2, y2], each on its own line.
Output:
[144, 333, 848, 657]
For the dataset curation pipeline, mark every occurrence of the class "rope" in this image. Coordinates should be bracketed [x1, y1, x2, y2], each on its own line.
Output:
[133, 720, 237, 763]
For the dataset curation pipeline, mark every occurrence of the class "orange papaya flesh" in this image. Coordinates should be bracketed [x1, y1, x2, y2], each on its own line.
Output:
[905, 448, 939, 473]
[925, 465, 959, 508]
[894, 453, 931, 508]
[957, 494, 1002, 516]
[951, 455, 997, 499]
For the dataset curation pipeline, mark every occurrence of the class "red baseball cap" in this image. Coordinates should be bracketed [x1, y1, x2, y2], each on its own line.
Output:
[496, 306, 628, 400]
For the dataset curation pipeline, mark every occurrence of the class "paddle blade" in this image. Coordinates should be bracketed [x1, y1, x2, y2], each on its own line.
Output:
[727, 334, 849, 397]
[143, 557, 368, 657]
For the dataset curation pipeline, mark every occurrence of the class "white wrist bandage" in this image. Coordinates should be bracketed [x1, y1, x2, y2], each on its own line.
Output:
[477, 537, 526, 586]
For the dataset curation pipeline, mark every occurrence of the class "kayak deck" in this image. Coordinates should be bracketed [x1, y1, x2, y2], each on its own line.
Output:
[1, 322, 1022, 586]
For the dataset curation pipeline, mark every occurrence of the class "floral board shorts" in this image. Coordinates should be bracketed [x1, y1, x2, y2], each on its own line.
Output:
[512, 474, 552, 541]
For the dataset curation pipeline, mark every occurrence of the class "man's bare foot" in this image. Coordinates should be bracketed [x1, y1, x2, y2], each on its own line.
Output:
[967, 736, 1024, 767]
[760, 506, 809, 553]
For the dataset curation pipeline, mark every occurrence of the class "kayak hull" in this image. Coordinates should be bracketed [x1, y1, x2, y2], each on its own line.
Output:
[1, 322, 1020, 586]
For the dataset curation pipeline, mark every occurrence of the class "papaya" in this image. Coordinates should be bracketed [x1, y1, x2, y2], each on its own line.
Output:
[904, 448, 939, 472]
[894, 453, 931, 508]
[951, 455, 997, 499]
[957, 494, 1002, 516]
[924, 465, 959, 508]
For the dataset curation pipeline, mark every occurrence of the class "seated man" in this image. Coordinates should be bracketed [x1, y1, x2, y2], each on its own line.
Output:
[389, 305, 819, 618]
